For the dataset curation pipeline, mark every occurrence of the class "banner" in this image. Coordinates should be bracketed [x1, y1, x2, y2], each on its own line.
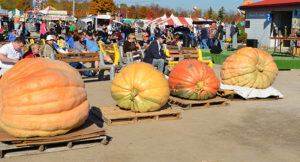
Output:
[292, 9, 300, 29]
[48, 10, 67, 15]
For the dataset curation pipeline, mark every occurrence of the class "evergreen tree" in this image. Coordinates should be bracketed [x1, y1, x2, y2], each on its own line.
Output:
[217, 6, 225, 21]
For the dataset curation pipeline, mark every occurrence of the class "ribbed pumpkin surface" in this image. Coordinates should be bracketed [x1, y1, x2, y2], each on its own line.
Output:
[169, 59, 220, 100]
[221, 47, 278, 89]
[0, 58, 89, 137]
[111, 63, 170, 112]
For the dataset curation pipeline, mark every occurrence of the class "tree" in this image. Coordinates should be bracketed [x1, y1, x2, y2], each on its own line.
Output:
[191, 9, 202, 18]
[204, 7, 216, 20]
[88, 0, 116, 15]
[47, 0, 59, 9]
[138, 6, 148, 19]
[179, 11, 186, 17]
[145, 9, 155, 19]
[0, 0, 18, 10]
[217, 6, 225, 21]
[120, 7, 127, 18]
[16, 0, 32, 12]
[127, 6, 136, 19]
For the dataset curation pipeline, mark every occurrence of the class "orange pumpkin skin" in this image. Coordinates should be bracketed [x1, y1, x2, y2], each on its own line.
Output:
[169, 59, 220, 100]
[221, 47, 278, 89]
[0, 58, 89, 137]
[111, 63, 170, 113]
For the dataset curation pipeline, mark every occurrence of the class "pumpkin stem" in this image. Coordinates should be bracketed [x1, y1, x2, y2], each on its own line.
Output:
[256, 65, 264, 72]
[196, 81, 204, 93]
[130, 88, 139, 99]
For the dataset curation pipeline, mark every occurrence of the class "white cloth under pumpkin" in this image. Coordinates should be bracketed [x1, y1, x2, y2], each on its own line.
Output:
[220, 83, 283, 99]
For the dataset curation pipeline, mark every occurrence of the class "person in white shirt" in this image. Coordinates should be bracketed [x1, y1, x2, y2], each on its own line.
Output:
[0, 37, 25, 77]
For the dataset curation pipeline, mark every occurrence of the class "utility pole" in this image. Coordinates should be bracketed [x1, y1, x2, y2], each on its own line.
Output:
[73, 0, 75, 17]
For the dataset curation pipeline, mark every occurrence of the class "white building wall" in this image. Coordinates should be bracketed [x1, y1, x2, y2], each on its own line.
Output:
[245, 11, 272, 48]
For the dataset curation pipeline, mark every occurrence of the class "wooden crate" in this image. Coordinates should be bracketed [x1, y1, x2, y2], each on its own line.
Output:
[91, 106, 181, 126]
[0, 117, 107, 158]
[168, 96, 228, 110]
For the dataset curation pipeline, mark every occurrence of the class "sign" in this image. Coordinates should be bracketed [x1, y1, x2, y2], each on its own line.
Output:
[43, 15, 74, 21]
[96, 15, 111, 19]
[292, 9, 300, 29]
[246, 12, 267, 19]
[48, 10, 67, 15]
[266, 13, 272, 22]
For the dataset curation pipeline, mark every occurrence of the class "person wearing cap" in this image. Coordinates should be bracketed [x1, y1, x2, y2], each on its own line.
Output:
[0, 37, 25, 77]
[8, 29, 17, 42]
[143, 35, 173, 74]
[42, 35, 58, 59]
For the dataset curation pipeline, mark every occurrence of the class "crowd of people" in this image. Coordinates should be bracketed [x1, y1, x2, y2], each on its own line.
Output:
[0, 18, 234, 77]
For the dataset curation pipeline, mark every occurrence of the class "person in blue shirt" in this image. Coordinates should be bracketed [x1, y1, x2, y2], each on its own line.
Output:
[84, 32, 113, 71]
[8, 29, 17, 42]
[65, 31, 74, 49]
[199, 25, 209, 49]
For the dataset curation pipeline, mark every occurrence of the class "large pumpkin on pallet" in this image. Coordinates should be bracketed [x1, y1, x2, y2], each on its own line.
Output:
[169, 59, 220, 100]
[0, 58, 89, 137]
[111, 63, 169, 113]
[221, 47, 278, 89]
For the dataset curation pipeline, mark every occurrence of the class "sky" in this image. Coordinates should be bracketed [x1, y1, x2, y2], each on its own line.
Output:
[115, 0, 262, 12]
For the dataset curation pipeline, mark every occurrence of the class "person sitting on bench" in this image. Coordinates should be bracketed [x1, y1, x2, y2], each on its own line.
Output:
[143, 35, 173, 74]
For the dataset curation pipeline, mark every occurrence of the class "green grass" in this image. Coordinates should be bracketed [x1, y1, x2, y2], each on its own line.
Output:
[201, 49, 300, 69]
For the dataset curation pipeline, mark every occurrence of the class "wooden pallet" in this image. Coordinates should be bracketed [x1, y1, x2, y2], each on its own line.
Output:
[91, 106, 181, 126]
[0, 116, 107, 158]
[168, 96, 228, 110]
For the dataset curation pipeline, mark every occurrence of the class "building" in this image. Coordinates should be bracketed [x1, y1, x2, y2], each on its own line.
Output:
[239, 0, 300, 48]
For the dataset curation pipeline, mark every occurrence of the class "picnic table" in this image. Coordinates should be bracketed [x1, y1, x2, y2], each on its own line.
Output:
[270, 37, 300, 57]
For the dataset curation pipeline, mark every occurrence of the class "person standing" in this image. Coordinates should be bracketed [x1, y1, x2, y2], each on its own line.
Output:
[199, 25, 209, 49]
[65, 23, 70, 35]
[40, 20, 47, 40]
[214, 23, 224, 49]
[69, 22, 77, 32]
[0, 37, 25, 77]
[54, 21, 62, 35]
[230, 21, 238, 50]
[208, 23, 217, 48]
[8, 18, 14, 33]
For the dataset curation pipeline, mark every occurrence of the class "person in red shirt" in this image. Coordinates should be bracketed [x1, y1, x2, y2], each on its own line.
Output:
[23, 44, 40, 58]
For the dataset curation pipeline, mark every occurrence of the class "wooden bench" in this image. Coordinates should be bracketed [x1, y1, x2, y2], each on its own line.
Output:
[54, 52, 116, 81]
[165, 49, 213, 71]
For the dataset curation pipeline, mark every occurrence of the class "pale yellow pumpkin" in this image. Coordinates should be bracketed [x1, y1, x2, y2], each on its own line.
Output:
[221, 47, 278, 89]
[111, 63, 170, 112]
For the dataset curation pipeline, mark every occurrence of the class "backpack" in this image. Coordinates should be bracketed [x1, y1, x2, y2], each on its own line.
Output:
[210, 42, 222, 54]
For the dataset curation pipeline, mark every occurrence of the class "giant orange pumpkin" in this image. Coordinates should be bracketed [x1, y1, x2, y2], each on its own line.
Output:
[0, 58, 89, 137]
[169, 59, 220, 100]
[221, 47, 278, 89]
[111, 63, 170, 112]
